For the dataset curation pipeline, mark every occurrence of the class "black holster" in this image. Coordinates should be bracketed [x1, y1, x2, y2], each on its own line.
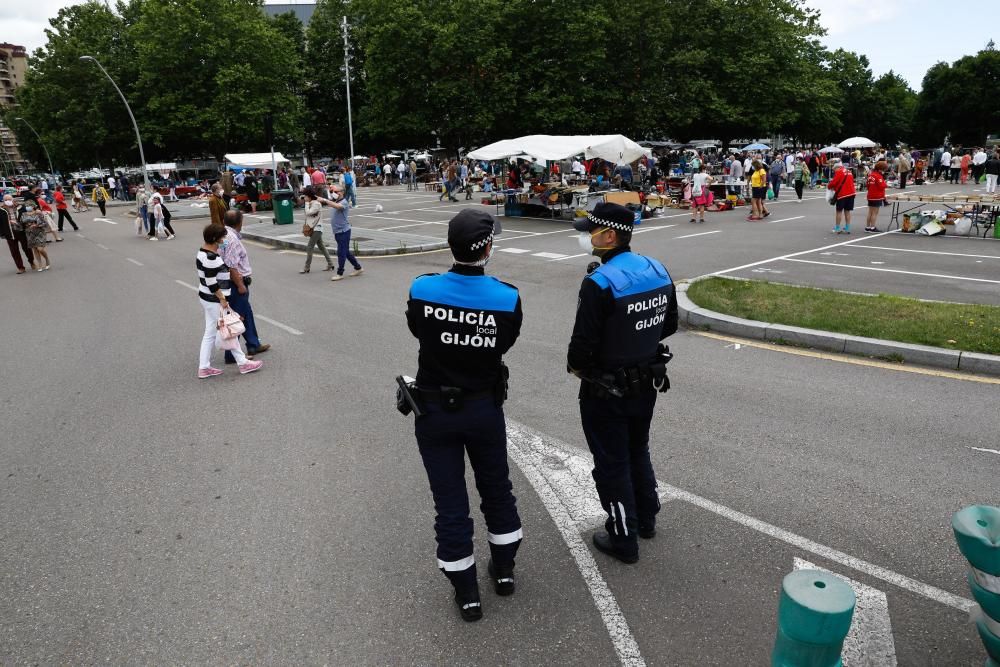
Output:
[495, 363, 509, 407]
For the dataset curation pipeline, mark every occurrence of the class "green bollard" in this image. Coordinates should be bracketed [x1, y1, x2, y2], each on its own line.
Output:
[773, 569, 856, 667]
[953, 505, 1000, 665]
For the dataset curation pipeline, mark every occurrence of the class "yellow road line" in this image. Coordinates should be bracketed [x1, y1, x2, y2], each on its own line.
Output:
[693, 330, 1000, 385]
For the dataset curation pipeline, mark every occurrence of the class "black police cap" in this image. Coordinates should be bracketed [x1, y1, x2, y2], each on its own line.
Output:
[573, 201, 635, 233]
[448, 209, 498, 262]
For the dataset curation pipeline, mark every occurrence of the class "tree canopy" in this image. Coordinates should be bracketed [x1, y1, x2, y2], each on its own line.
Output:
[4, 0, 995, 171]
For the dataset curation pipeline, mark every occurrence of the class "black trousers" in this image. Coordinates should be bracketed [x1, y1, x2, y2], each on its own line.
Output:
[57, 209, 78, 231]
[950, 167, 960, 184]
[794, 179, 805, 200]
[899, 171, 908, 189]
[5, 233, 33, 270]
[580, 390, 660, 555]
[96, 199, 106, 216]
[415, 397, 522, 591]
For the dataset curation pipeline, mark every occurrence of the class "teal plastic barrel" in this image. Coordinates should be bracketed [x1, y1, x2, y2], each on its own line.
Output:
[953, 506, 1000, 574]
[773, 569, 856, 667]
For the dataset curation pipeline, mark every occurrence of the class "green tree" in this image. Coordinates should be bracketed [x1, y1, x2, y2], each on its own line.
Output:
[824, 49, 876, 139]
[304, 0, 359, 158]
[130, 0, 304, 161]
[913, 45, 1000, 147]
[867, 71, 916, 146]
[6, 0, 139, 171]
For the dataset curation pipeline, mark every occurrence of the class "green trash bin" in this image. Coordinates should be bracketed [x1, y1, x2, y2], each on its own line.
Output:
[272, 189, 295, 225]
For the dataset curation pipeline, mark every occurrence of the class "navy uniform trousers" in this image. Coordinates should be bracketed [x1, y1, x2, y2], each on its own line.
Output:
[580, 389, 661, 554]
[415, 397, 522, 591]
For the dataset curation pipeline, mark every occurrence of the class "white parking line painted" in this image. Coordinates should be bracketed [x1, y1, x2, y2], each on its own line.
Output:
[794, 558, 898, 666]
[256, 314, 303, 336]
[533, 251, 568, 259]
[632, 224, 678, 235]
[970, 447, 1000, 455]
[711, 230, 897, 276]
[853, 245, 1000, 260]
[96, 243, 109, 250]
[499, 248, 532, 254]
[173, 279, 303, 334]
[126, 258, 143, 266]
[674, 230, 722, 240]
[507, 421, 646, 667]
[783, 258, 1000, 284]
[357, 214, 450, 224]
[551, 253, 590, 262]
[378, 221, 448, 230]
[93, 217, 118, 225]
[508, 418, 973, 667]
[766, 215, 805, 224]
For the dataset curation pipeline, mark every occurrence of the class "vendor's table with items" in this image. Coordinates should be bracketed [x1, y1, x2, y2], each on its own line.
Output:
[886, 192, 999, 237]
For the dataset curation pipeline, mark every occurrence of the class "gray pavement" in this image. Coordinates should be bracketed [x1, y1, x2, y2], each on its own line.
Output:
[1, 193, 997, 665]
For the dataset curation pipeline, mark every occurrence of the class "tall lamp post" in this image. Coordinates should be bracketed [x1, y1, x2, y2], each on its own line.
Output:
[14, 117, 55, 177]
[79, 55, 151, 195]
[341, 16, 355, 162]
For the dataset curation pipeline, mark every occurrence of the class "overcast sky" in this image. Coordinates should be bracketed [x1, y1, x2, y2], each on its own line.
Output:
[4, 1, 996, 90]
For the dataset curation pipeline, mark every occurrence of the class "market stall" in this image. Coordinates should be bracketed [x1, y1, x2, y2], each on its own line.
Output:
[224, 152, 291, 211]
[885, 192, 1000, 237]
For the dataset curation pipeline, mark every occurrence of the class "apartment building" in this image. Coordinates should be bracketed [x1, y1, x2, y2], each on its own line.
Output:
[0, 42, 29, 173]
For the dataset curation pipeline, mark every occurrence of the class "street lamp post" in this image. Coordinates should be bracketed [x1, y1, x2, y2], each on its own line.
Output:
[341, 16, 355, 162]
[79, 55, 151, 196]
[14, 117, 55, 178]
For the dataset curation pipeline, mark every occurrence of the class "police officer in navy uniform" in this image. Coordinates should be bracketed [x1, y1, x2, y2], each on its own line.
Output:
[406, 209, 523, 622]
[567, 202, 678, 564]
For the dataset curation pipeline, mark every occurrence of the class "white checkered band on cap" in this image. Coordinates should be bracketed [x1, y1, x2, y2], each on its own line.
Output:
[587, 213, 631, 232]
[470, 232, 493, 251]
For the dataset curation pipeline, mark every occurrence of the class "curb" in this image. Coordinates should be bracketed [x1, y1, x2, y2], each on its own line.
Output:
[240, 230, 450, 257]
[676, 279, 1000, 377]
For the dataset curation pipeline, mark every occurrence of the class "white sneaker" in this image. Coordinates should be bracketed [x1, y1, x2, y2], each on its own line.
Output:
[330, 274, 344, 281]
[350, 268, 364, 277]
[148, 237, 158, 241]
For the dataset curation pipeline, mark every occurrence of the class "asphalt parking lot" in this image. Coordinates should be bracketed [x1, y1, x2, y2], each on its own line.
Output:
[332, 181, 1000, 305]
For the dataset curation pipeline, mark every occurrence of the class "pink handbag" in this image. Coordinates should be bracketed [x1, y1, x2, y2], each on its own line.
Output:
[218, 308, 245, 339]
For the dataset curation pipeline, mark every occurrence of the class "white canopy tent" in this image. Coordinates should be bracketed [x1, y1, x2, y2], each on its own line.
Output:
[145, 162, 177, 171]
[224, 152, 291, 169]
[467, 134, 648, 164]
[838, 137, 877, 149]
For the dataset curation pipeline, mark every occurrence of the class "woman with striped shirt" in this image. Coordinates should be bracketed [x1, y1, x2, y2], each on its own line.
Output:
[196, 224, 263, 378]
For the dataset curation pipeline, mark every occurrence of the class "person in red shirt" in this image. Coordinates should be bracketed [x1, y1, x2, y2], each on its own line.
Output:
[827, 161, 856, 234]
[53, 186, 79, 232]
[864, 160, 888, 233]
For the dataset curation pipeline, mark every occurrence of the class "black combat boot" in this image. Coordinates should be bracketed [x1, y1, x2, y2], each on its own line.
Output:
[592, 531, 639, 564]
[487, 559, 515, 596]
[454, 585, 483, 622]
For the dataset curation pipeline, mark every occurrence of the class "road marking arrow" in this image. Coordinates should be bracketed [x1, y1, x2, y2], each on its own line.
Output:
[794, 557, 898, 666]
[93, 217, 118, 224]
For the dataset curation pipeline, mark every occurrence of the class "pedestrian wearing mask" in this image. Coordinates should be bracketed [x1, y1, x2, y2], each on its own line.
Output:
[208, 183, 227, 228]
[328, 184, 363, 282]
[897, 151, 911, 189]
[689, 164, 712, 223]
[793, 157, 809, 201]
[53, 186, 79, 232]
[20, 198, 51, 271]
[92, 182, 110, 216]
[220, 209, 271, 362]
[769, 155, 786, 199]
[405, 209, 523, 622]
[195, 223, 262, 378]
[828, 161, 856, 234]
[32, 189, 61, 243]
[1, 195, 35, 274]
[298, 185, 336, 273]
[864, 160, 888, 233]
[136, 185, 149, 236]
[749, 160, 770, 220]
[148, 194, 176, 240]
[567, 202, 677, 564]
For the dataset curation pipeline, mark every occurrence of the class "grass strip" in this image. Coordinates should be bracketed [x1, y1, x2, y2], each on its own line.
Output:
[687, 277, 1000, 355]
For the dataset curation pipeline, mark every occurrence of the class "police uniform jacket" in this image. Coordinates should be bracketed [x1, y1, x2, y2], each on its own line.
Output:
[407, 265, 522, 393]
[568, 246, 677, 376]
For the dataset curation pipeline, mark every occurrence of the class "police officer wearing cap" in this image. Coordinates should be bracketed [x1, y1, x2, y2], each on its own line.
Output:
[567, 202, 678, 564]
[405, 209, 523, 622]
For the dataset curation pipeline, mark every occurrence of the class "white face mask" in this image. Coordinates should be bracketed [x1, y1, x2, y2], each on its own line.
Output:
[455, 245, 495, 268]
[577, 231, 594, 252]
